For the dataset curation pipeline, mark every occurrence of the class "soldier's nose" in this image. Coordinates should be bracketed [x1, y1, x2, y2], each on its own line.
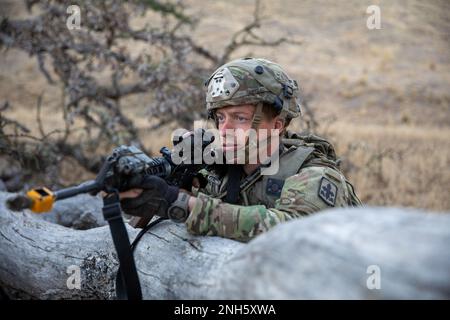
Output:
[219, 118, 233, 134]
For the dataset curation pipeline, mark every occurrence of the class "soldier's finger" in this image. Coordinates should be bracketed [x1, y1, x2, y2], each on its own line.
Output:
[119, 188, 143, 199]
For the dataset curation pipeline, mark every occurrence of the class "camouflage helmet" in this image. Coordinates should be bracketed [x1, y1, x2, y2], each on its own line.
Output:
[205, 57, 301, 120]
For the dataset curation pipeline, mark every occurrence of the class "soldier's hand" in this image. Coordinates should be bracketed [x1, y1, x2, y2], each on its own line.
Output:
[119, 176, 179, 219]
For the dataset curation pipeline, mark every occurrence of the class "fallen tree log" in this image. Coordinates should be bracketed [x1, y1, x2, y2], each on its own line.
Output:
[35, 193, 106, 229]
[0, 191, 449, 299]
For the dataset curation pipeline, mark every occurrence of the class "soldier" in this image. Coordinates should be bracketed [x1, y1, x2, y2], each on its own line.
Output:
[119, 57, 361, 242]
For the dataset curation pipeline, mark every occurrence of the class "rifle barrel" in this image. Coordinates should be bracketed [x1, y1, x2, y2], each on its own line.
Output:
[54, 180, 101, 200]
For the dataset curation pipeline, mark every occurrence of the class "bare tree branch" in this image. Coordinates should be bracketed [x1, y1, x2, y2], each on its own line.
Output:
[219, 0, 302, 64]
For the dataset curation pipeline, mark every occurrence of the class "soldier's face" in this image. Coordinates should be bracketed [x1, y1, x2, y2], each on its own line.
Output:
[216, 104, 283, 154]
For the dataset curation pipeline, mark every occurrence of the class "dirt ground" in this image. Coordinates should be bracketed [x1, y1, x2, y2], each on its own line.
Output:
[1, 0, 449, 210]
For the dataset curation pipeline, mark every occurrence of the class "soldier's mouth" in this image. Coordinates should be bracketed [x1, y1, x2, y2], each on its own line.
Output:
[222, 145, 237, 151]
[222, 143, 240, 148]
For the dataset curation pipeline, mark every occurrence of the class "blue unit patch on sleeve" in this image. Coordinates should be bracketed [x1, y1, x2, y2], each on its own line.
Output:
[318, 177, 337, 206]
[266, 178, 285, 197]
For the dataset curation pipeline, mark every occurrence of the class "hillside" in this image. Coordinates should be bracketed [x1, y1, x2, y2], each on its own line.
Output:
[1, 0, 449, 210]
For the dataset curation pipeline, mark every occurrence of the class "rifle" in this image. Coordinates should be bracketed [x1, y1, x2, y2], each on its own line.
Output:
[7, 133, 213, 223]
[6, 130, 214, 299]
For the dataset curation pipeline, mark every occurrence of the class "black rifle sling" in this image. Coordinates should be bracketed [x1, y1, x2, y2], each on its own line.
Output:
[102, 193, 142, 300]
[115, 216, 166, 297]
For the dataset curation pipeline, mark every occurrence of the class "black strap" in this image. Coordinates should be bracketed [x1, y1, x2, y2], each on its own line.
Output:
[224, 165, 243, 204]
[102, 193, 142, 300]
[115, 217, 166, 298]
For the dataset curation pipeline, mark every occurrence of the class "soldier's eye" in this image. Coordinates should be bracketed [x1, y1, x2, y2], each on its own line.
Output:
[236, 116, 249, 123]
[216, 114, 225, 122]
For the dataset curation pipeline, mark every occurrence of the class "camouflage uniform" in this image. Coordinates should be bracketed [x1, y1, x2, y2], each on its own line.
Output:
[185, 58, 361, 242]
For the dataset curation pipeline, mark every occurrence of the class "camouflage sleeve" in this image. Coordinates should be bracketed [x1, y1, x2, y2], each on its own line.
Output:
[185, 166, 351, 242]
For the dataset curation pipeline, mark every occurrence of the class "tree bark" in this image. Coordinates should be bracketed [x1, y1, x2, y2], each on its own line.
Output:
[0, 191, 449, 299]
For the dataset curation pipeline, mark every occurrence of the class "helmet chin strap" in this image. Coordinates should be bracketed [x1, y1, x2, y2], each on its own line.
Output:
[244, 102, 277, 165]
[250, 102, 264, 130]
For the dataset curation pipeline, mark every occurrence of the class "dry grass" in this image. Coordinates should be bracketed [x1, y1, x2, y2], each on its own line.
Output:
[1, 0, 449, 211]
[325, 122, 450, 211]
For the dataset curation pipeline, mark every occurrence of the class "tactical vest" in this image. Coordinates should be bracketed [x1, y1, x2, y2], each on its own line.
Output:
[201, 131, 361, 208]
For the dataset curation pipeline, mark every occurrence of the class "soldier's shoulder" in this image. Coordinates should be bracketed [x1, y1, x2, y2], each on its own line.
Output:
[280, 165, 349, 208]
[291, 165, 346, 182]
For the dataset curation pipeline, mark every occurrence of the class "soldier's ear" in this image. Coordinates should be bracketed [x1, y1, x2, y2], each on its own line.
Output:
[274, 117, 285, 133]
